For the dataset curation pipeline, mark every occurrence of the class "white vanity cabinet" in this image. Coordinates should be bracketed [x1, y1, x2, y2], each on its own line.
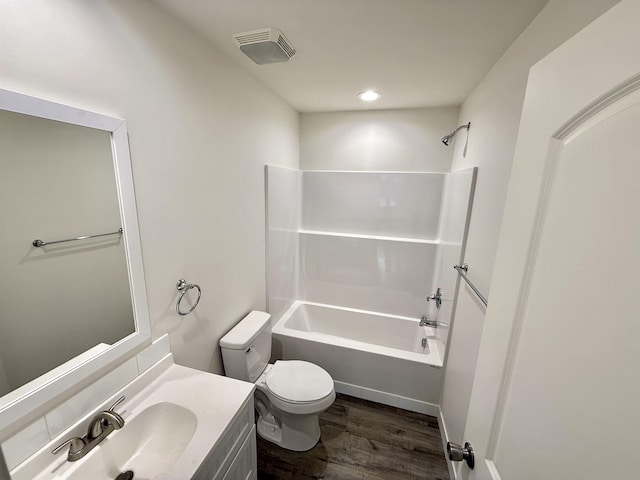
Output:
[195, 396, 257, 480]
[10, 362, 258, 480]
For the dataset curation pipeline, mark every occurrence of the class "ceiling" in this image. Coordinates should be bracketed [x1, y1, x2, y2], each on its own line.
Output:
[153, 0, 549, 112]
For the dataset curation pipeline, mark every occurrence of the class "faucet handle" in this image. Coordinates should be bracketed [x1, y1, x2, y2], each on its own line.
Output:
[88, 396, 126, 440]
[426, 287, 443, 309]
[108, 395, 126, 412]
[51, 437, 85, 456]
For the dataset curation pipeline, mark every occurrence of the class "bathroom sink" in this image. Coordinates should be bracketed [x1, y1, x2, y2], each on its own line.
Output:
[64, 402, 197, 479]
[18, 362, 255, 480]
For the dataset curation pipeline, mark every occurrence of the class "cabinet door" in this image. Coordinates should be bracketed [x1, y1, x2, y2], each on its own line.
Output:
[222, 426, 257, 480]
[192, 397, 254, 480]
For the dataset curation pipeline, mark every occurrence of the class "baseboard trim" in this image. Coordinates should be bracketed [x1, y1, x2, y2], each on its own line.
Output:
[333, 381, 439, 416]
[437, 407, 458, 480]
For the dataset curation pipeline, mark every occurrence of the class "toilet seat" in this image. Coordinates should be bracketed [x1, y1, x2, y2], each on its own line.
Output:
[266, 360, 334, 402]
[258, 360, 335, 415]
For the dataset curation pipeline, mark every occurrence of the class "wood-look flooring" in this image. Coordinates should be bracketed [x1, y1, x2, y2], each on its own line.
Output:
[257, 394, 450, 480]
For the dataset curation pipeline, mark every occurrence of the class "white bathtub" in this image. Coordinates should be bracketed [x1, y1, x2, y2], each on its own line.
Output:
[272, 301, 444, 412]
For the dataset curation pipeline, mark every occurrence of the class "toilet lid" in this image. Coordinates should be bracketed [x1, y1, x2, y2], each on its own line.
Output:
[265, 360, 334, 403]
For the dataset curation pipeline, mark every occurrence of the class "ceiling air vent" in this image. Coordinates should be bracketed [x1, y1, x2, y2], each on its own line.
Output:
[232, 27, 296, 65]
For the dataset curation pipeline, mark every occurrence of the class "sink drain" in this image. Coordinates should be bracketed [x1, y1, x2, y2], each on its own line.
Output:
[115, 471, 134, 480]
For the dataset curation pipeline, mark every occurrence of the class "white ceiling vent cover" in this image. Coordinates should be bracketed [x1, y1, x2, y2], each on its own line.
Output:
[232, 27, 296, 65]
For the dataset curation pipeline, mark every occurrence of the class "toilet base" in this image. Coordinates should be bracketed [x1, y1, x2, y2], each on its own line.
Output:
[256, 412, 321, 451]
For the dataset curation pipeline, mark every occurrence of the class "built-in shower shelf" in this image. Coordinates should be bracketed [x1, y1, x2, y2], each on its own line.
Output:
[298, 229, 440, 245]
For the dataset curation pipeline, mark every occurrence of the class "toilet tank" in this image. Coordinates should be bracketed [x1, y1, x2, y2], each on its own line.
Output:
[220, 311, 272, 382]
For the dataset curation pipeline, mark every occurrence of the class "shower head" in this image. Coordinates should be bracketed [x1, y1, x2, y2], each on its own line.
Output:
[441, 133, 454, 146]
[441, 122, 471, 146]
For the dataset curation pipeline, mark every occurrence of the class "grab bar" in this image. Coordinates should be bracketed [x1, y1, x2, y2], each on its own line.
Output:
[453, 264, 488, 307]
[32, 228, 123, 247]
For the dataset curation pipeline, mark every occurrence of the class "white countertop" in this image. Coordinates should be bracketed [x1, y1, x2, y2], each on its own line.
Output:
[13, 357, 255, 480]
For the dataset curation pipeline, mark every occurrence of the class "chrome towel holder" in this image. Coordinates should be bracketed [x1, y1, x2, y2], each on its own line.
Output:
[32, 227, 123, 248]
[453, 263, 488, 307]
[176, 278, 201, 316]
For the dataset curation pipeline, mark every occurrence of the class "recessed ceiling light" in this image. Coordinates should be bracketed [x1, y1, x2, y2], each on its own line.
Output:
[358, 90, 381, 102]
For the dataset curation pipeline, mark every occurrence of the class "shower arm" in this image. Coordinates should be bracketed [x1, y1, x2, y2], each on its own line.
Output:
[452, 123, 470, 136]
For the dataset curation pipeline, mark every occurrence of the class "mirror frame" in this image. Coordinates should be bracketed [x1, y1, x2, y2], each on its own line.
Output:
[0, 89, 151, 438]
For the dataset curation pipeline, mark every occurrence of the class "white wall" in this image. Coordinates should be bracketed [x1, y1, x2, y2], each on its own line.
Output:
[265, 166, 301, 323]
[0, 0, 299, 376]
[430, 168, 476, 360]
[440, 0, 621, 447]
[299, 171, 444, 318]
[300, 107, 458, 171]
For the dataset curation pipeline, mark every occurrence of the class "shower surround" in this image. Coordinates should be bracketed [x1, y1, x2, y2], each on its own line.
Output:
[266, 166, 474, 411]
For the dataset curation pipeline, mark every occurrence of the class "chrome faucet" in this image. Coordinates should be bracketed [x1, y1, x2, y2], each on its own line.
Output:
[427, 287, 443, 309]
[420, 316, 449, 328]
[52, 396, 126, 462]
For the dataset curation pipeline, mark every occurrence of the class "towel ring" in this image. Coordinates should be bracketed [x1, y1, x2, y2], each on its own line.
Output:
[176, 279, 201, 316]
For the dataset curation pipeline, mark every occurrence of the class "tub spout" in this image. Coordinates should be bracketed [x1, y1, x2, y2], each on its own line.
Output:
[420, 316, 449, 328]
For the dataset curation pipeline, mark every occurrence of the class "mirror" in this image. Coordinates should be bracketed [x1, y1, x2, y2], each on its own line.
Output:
[0, 109, 134, 396]
[0, 89, 151, 437]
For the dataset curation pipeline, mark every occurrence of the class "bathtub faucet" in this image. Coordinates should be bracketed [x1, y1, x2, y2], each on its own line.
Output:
[420, 316, 449, 328]
[427, 288, 443, 309]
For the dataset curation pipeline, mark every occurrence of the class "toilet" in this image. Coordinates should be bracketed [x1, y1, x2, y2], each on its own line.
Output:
[220, 310, 335, 451]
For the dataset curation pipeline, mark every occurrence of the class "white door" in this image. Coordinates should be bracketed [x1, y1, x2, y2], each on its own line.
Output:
[457, 1, 640, 478]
